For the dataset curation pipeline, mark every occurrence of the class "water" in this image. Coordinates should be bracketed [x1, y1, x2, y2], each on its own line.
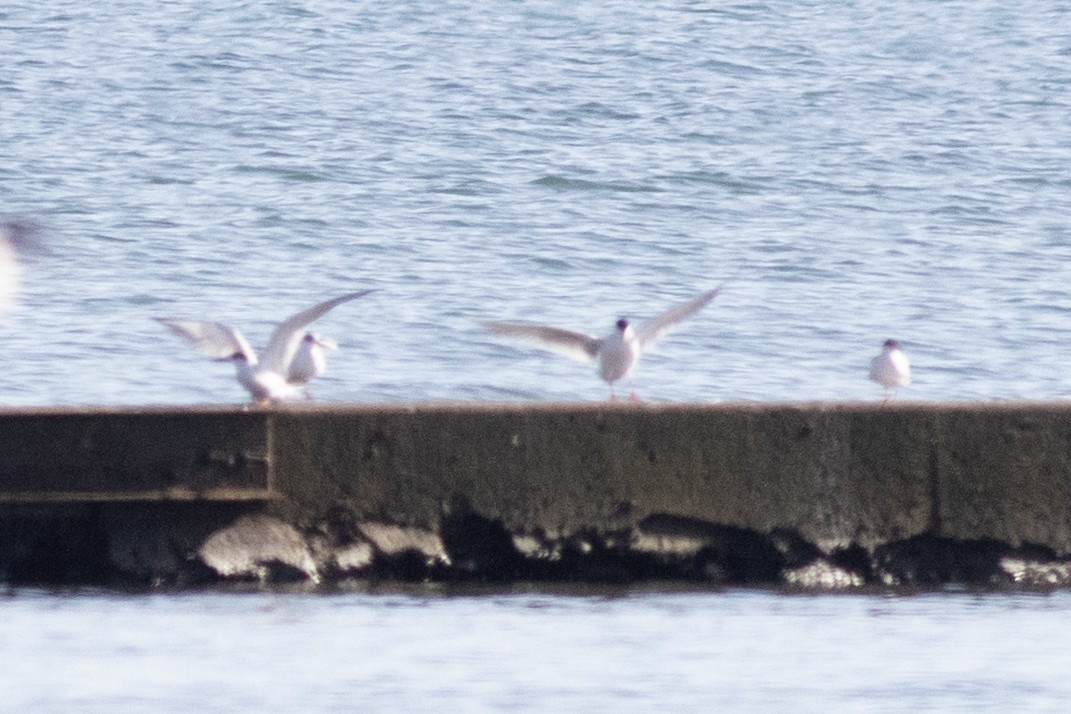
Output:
[2, 1, 1070, 405]
[4, 2, 1071, 709]
[0, 586, 1069, 713]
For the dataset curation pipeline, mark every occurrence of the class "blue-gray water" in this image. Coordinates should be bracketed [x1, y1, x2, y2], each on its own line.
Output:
[4, 1, 1071, 709]
[2, 587, 1071, 713]
[3, 1, 1071, 404]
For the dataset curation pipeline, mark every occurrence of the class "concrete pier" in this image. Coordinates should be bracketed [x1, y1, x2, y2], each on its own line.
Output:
[2, 402, 1071, 588]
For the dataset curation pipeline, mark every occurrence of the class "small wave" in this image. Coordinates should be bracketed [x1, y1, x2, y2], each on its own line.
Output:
[574, 102, 641, 121]
[531, 175, 661, 193]
[145, 175, 195, 186]
[658, 171, 765, 194]
[699, 59, 764, 77]
[232, 164, 330, 183]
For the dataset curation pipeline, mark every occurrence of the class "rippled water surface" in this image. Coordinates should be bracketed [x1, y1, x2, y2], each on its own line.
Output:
[2, 1, 1070, 405]
[2, 586, 1070, 713]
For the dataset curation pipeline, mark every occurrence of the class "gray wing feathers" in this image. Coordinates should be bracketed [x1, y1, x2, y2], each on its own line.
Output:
[261, 289, 374, 373]
[485, 322, 601, 362]
[636, 286, 721, 345]
[155, 318, 254, 360]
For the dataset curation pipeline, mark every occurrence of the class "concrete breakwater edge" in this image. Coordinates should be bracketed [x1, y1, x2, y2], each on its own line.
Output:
[2, 402, 1071, 589]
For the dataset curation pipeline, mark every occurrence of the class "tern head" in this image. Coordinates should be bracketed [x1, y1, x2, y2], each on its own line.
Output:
[219, 351, 250, 363]
[616, 318, 630, 332]
[883, 339, 901, 350]
[0, 219, 45, 253]
[303, 332, 338, 350]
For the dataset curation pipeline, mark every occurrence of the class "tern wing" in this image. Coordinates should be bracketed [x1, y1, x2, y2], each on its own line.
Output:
[260, 289, 374, 373]
[485, 322, 601, 362]
[635, 286, 721, 346]
[155, 318, 255, 361]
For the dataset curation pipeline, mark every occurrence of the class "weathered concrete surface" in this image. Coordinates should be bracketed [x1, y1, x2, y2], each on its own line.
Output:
[270, 403, 936, 551]
[933, 406, 1071, 549]
[3, 402, 1071, 588]
[0, 406, 270, 502]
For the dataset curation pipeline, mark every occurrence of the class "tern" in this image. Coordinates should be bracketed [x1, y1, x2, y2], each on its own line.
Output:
[288, 332, 338, 397]
[486, 286, 721, 400]
[0, 220, 44, 317]
[156, 290, 373, 403]
[869, 338, 910, 401]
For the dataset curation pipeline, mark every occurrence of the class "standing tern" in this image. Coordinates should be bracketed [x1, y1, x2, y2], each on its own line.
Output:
[288, 332, 338, 398]
[869, 338, 910, 401]
[156, 290, 373, 403]
[486, 286, 721, 400]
